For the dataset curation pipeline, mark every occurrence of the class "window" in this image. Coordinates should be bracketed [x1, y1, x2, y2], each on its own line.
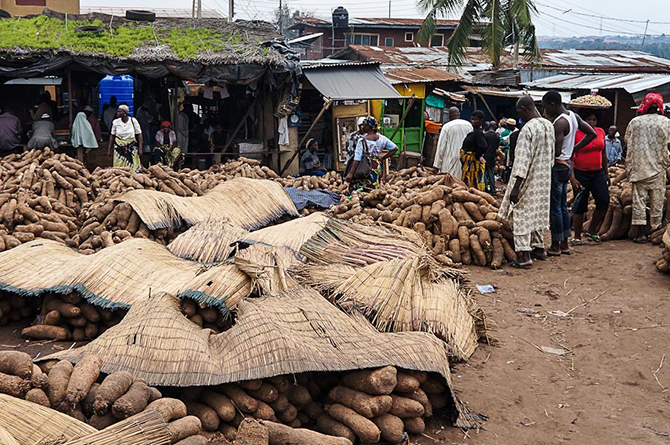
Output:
[351, 33, 379, 46]
[431, 34, 444, 46]
[15, 0, 46, 5]
[405, 32, 414, 42]
[384, 37, 394, 47]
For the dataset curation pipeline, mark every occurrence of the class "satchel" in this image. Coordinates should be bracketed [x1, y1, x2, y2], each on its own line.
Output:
[346, 139, 372, 180]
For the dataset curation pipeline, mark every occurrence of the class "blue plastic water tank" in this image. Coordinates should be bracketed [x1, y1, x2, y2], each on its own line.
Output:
[98, 75, 134, 116]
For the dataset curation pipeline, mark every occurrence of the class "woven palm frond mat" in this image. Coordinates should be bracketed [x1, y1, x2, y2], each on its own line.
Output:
[117, 177, 299, 231]
[237, 212, 330, 253]
[40, 288, 481, 429]
[0, 393, 96, 444]
[291, 257, 479, 361]
[234, 244, 301, 296]
[63, 410, 171, 445]
[168, 218, 250, 264]
[0, 238, 251, 313]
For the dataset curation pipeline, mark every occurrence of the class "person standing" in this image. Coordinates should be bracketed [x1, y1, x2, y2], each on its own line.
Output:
[542, 91, 596, 256]
[625, 93, 670, 243]
[177, 105, 189, 154]
[70, 111, 98, 150]
[108, 105, 142, 173]
[433, 107, 472, 179]
[460, 110, 487, 191]
[571, 110, 609, 244]
[484, 121, 500, 193]
[498, 96, 555, 269]
[345, 117, 397, 190]
[27, 114, 58, 150]
[0, 107, 21, 154]
[84, 106, 102, 142]
[102, 96, 118, 132]
[605, 126, 622, 167]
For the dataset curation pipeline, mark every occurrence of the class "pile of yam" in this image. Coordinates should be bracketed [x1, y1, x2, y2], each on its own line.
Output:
[275, 171, 348, 194]
[0, 353, 202, 442]
[329, 167, 514, 268]
[0, 293, 40, 327]
[20, 293, 125, 342]
[179, 299, 232, 334]
[179, 365, 448, 444]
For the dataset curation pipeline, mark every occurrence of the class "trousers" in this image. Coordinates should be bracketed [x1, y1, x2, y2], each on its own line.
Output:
[550, 164, 572, 242]
[631, 172, 666, 229]
[514, 230, 545, 252]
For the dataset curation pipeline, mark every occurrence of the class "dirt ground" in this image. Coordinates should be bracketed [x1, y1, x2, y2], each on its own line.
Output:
[1, 240, 668, 445]
[425, 240, 670, 445]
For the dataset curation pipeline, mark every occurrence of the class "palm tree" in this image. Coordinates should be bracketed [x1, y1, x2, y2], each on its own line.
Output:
[417, 0, 541, 69]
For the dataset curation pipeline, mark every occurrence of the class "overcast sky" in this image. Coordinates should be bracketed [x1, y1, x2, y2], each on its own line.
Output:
[82, 0, 670, 38]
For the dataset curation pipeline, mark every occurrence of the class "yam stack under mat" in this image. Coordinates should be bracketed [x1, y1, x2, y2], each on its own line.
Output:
[115, 177, 299, 231]
[167, 218, 250, 264]
[0, 238, 251, 313]
[39, 290, 482, 429]
[291, 257, 479, 361]
[236, 212, 330, 254]
[0, 393, 97, 443]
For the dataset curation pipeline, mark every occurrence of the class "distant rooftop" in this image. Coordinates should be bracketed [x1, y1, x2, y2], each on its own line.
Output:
[80, 6, 225, 19]
[535, 49, 670, 73]
[290, 16, 461, 30]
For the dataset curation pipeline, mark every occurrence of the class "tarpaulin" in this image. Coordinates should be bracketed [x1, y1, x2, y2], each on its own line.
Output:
[303, 64, 401, 100]
[284, 187, 340, 210]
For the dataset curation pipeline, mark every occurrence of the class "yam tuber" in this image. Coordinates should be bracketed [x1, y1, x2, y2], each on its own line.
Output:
[94, 370, 134, 415]
[326, 403, 380, 443]
[0, 372, 30, 397]
[145, 397, 188, 422]
[26, 388, 50, 407]
[261, 419, 354, 445]
[316, 414, 356, 443]
[112, 380, 152, 419]
[186, 401, 220, 431]
[218, 384, 258, 413]
[65, 355, 103, 407]
[388, 394, 424, 418]
[47, 360, 73, 408]
[341, 366, 397, 395]
[328, 385, 392, 418]
[0, 351, 32, 379]
[168, 416, 202, 444]
[372, 413, 405, 444]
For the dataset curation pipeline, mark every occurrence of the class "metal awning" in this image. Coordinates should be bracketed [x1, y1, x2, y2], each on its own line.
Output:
[303, 64, 401, 100]
[463, 86, 572, 103]
[4, 77, 62, 85]
[288, 33, 323, 45]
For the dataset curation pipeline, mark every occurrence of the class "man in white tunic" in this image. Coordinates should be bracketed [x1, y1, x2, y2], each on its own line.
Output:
[498, 96, 555, 269]
[433, 107, 472, 179]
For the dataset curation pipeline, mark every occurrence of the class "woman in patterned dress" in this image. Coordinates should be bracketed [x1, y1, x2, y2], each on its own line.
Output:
[344, 117, 397, 191]
[460, 110, 488, 191]
[107, 105, 143, 173]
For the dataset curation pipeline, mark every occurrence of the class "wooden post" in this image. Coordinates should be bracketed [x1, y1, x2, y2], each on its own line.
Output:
[279, 98, 333, 176]
[613, 90, 619, 129]
[389, 95, 417, 149]
[67, 68, 73, 127]
[477, 93, 495, 120]
[221, 94, 261, 155]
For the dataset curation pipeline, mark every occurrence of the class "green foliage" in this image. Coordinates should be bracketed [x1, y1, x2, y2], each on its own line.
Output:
[0, 15, 265, 60]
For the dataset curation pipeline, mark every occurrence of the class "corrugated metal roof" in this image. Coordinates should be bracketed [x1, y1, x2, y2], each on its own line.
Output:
[301, 59, 380, 69]
[523, 73, 670, 94]
[530, 49, 670, 72]
[384, 67, 462, 84]
[464, 86, 572, 102]
[80, 6, 225, 19]
[343, 45, 494, 68]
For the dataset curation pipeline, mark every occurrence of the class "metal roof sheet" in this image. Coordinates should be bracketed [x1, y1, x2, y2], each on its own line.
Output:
[80, 6, 225, 19]
[291, 16, 461, 29]
[342, 45, 495, 68]
[523, 73, 670, 94]
[383, 66, 462, 84]
[532, 49, 670, 71]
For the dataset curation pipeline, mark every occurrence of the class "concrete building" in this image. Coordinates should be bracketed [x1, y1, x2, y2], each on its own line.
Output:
[1, 0, 78, 17]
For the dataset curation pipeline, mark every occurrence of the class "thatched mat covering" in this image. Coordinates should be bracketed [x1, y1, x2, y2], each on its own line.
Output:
[234, 244, 300, 295]
[0, 238, 251, 313]
[117, 177, 299, 231]
[237, 212, 330, 253]
[64, 410, 170, 445]
[292, 258, 478, 360]
[39, 289, 480, 428]
[0, 393, 96, 444]
[0, 427, 18, 445]
[168, 218, 249, 264]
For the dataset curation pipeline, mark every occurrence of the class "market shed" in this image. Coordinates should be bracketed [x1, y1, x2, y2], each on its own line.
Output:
[0, 10, 301, 171]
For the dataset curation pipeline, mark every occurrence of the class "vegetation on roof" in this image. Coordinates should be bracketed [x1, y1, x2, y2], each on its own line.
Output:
[0, 15, 268, 60]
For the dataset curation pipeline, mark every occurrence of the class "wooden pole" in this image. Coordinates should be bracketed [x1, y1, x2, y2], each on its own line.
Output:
[279, 98, 332, 176]
[613, 90, 619, 129]
[67, 68, 73, 127]
[477, 93, 495, 120]
[389, 95, 416, 150]
[221, 94, 261, 154]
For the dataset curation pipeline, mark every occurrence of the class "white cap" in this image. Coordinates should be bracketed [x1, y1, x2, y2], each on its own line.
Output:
[357, 116, 366, 126]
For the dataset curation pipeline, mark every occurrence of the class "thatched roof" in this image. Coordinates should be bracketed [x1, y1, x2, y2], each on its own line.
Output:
[117, 178, 299, 232]
[0, 10, 284, 65]
[0, 394, 97, 444]
[39, 289, 481, 428]
[0, 238, 251, 313]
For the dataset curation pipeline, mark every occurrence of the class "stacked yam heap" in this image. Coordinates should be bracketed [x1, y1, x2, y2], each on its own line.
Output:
[329, 167, 514, 268]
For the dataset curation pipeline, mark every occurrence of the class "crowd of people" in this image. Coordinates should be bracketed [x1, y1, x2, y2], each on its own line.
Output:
[489, 91, 669, 269]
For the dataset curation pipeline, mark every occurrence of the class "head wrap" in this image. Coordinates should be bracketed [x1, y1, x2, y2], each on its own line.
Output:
[161, 120, 172, 130]
[638, 93, 664, 114]
[363, 116, 378, 131]
[306, 138, 317, 150]
[117, 104, 130, 114]
[357, 116, 366, 126]
[40, 113, 50, 120]
[84, 105, 94, 112]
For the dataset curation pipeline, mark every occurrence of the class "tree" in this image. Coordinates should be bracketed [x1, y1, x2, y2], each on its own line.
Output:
[274, 3, 313, 39]
[417, 0, 541, 68]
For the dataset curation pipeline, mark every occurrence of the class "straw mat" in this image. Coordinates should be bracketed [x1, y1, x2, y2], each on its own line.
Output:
[63, 410, 170, 445]
[234, 244, 300, 296]
[117, 178, 299, 231]
[0, 238, 251, 313]
[0, 393, 96, 444]
[0, 427, 18, 445]
[294, 258, 478, 360]
[237, 212, 330, 253]
[39, 289, 480, 428]
[168, 218, 249, 264]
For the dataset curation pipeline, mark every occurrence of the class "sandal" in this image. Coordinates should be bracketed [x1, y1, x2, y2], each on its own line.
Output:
[531, 250, 549, 261]
[584, 233, 601, 243]
[570, 238, 583, 246]
[561, 249, 572, 255]
[633, 237, 648, 244]
[546, 249, 561, 257]
[510, 260, 533, 269]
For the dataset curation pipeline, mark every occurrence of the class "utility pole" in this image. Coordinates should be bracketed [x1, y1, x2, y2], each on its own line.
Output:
[641, 19, 650, 51]
[388, 0, 391, 18]
[229, 0, 234, 22]
[599, 16, 602, 36]
[197, 0, 201, 19]
[192, 0, 195, 18]
[279, 0, 283, 35]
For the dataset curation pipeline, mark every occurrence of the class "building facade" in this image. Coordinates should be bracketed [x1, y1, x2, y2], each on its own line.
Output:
[289, 16, 465, 60]
[1, 0, 79, 16]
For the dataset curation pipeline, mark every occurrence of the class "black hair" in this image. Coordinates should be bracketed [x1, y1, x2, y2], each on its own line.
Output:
[577, 108, 602, 122]
[542, 90, 563, 105]
[471, 110, 485, 120]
